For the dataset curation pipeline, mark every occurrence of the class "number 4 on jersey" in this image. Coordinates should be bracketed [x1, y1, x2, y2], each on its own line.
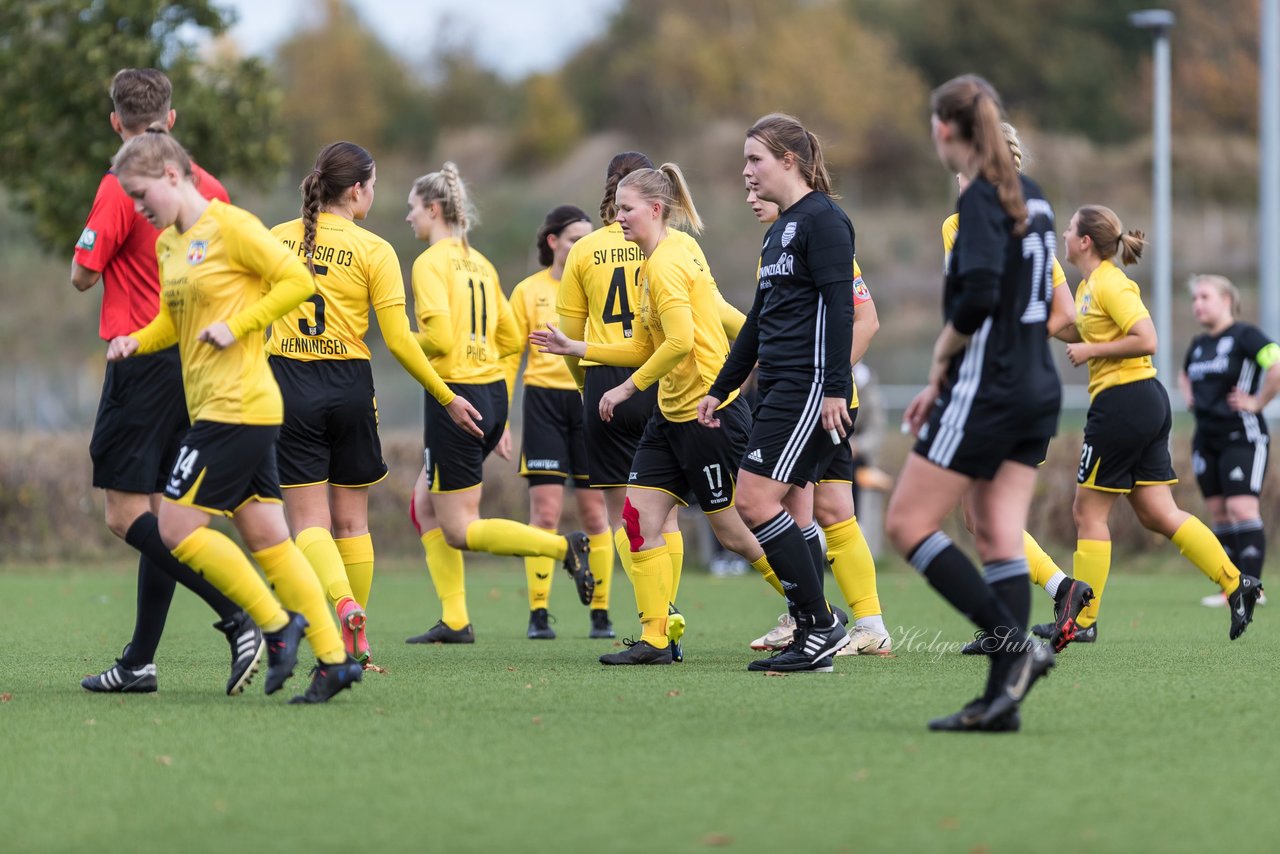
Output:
[603, 266, 636, 338]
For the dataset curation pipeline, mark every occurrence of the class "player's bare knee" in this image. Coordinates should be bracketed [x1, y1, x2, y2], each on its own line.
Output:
[441, 524, 470, 550]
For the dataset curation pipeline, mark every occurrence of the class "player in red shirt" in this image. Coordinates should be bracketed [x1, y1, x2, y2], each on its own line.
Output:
[72, 68, 264, 696]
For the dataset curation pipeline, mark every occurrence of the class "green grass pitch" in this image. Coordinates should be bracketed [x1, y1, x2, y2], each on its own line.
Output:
[2, 557, 1275, 853]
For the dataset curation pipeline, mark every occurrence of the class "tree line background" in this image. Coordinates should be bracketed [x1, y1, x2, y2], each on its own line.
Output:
[0, 0, 1273, 558]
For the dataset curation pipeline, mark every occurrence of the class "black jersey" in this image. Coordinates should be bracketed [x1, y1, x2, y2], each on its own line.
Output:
[936, 175, 1061, 438]
[710, 191, 853, 401]
[1184, 322, 1276, 437]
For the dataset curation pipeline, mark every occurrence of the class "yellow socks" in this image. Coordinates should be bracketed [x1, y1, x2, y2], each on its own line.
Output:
[630, 545, 671, 649]
[296, 527, 354, 607]
[751, 554, 785, 596]
[666, 529, 684, 605]
[614, 527, 635, 582]
[824, 516, 880, 619]
[466, 518, 567, 560]
[172, 527, 287, 632]
[1073, 539, 1112, 628]
[252, 539, 345, 665]
[526, 526, 557, 610]
[422, 529, 469, 629]
[1171, 517, 1242, 594]
[588, 530, 614, 610]
[335, 533, 375, 609]
[1024, 531, 1063, 591]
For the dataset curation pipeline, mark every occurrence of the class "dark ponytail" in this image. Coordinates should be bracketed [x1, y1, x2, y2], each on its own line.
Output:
[299, 141, 374, 274]
[932, 75, 1027, 235]
[600, 151, 655, 224]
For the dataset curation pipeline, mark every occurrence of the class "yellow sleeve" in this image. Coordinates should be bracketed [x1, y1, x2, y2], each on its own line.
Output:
[584, 334, 653, 368]
[630, 302, 693, 391]
[374, 303, 455, 406]
[942, 214, 959, 255]
[368, 241, 407, 310]
[133, 297, 178, 354]
[411, 251, 454, 355]
[558, 313, 587, 387]
[1051, 257, 1066, 289]
[1103, 276, 1151, 333]
[416, 315, 454, 357]
[224, 215, 316, 340]
[556, 244, 590, 320]
[500, 287, 526, 401]
[716, 288, 745, 340]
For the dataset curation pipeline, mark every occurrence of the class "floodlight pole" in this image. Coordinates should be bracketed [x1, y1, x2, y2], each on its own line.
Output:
[1130, 9, 1176, 389]
[1262, 0, 1280, 342]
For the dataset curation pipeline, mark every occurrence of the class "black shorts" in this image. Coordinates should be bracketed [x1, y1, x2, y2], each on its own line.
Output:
[914, 397, 1050, 481]
[583, 364, 658, 488]
[1077, 378, 1176, 493]
[520, 386, 589, 487]
[1193, 427, 1269, 498]
[740, 379, 845, 487]
[424, 380, 507, 493]
[629, 396, 751, 513]
[90, 346, 188, 494]
[271, 357, 387, 488]
[163, 421, 283, 515]
[817, 407, 860, 483]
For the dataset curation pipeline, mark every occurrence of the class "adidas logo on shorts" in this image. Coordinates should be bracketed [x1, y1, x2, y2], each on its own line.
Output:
[1229, 466, 1245, 482]
[747, 449, 764, 463]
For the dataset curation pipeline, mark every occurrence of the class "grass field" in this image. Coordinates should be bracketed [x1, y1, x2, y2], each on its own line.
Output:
[2, 555, 1277, 853]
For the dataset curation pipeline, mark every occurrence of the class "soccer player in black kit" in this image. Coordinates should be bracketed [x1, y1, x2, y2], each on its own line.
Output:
[1180, 274, 1278, 602]
[699, 113, 855, 672]
[885, 75, 1059, 732]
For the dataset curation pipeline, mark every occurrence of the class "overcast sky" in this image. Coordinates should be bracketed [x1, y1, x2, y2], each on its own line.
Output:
[220, 0, 623, 78]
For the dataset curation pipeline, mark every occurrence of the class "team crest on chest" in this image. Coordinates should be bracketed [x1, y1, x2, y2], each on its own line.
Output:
[1217, 337, 1235, 356]
[186, 240, 209, 265]
[1079, 292, 1092, 315]
[781, 222, 797, 248]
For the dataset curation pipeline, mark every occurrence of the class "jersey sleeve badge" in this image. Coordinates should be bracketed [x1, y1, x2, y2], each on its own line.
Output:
[76, 227, 97, 250]
[852, 275, 871, 302]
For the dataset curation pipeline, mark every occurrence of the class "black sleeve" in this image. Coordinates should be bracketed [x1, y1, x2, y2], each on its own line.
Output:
[807, 213, 854, 398]
[1239, 324, 1276, 361]
[954, 183, 1007, 278]
[951, 269, 1000, 335]
[709, 285, 762, 400]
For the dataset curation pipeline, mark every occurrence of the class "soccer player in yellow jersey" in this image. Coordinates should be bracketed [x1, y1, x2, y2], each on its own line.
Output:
[508, 205, 614, 640]
[106, 129, 362, 703]
[1055, 205, 1260, 641]
[269, 142, 481, 667]
[556, 152, 747, 654]
[741, 185, 892, 657]
[535, 164, 782, 665]
[941, 124, 1095, 656]
[402, 163, 593, 645]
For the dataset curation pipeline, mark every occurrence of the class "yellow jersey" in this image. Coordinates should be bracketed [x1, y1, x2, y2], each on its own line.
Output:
[943, 213, 1066, 288]
[268, 213, 406, 360]
[1074, 259, 1156, 398]
[411, 237, 519, 385]
[509, 268, 578, 391]
[586, 233, 738, 422]
[134, 199, 314, 425]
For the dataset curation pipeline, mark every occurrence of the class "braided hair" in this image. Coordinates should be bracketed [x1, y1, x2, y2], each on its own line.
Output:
[299, 141, 374, 275]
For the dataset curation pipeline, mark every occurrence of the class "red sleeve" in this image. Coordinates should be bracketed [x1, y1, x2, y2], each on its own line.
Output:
[73, 173, 133, 273]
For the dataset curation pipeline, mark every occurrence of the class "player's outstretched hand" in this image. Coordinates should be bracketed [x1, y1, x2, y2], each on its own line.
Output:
[446, 396, 485, 438]
[106, 336, 139, 362]
[198, 322, 236, 350]
[696, 394, 723, 428]
[529, 324, 585, 358]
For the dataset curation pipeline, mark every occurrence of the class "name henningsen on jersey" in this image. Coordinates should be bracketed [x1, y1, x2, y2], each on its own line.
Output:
[1186, 337, 1235, 381]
